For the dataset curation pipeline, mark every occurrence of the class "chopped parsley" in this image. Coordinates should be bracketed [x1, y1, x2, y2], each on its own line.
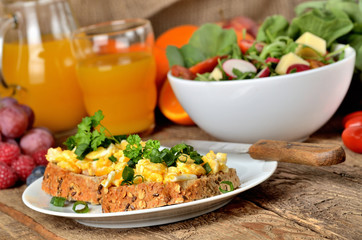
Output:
[123, 135, 204, 169]
[63, 110, 126, 160]
[63, 111, 205, 185]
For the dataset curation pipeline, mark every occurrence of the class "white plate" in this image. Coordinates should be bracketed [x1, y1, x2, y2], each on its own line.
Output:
[22, 153, 277, 228]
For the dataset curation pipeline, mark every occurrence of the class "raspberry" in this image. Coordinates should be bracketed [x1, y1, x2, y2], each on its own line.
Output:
[31, 149, 48, 166]
[0, 162, 18, 189]
[0, 142, 21, 166]
[11, 155, 35, 182]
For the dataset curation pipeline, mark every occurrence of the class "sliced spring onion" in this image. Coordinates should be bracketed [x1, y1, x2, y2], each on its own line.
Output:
[133, 175, 144, 184]
[50, 197, 66, 207]
[203, 162, 212, 174]
[219, 181, 234, 193]
[108, 155, 117, 163]
[121, 180, 132, 186]
[72, 201, 89, 213]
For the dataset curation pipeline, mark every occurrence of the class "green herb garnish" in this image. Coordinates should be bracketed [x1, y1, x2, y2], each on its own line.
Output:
[203, 162, 212, 174]
[50, 197, 66, 207]
[72, 201, 89, 213]
[133, 175, 144, 183]
[219, 181, 234, 193]
[122, 135, 204, 169]
[123, 135, 143, 163]
[121, 166, 135, 185]
[108, 155, 117, 163]
[64, 110, 124, 160]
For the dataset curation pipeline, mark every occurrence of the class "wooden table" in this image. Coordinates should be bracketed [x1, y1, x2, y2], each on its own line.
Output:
[0, 114, 361, 240]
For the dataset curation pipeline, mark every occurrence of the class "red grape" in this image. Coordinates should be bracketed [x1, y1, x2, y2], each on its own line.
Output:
[19, 128, 55, 155]
[0, 105, 29, 138]
[0, 97, 18, 108]
[19, 104, 35, 129]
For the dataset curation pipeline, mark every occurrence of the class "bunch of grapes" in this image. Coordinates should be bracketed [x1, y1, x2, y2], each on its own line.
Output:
[0, 97, 55, 189]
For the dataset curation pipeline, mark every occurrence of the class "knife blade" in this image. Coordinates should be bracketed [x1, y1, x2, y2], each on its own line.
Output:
[161, 139, 345, 166]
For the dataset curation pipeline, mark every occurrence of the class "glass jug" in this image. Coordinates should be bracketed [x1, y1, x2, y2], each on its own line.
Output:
[0, 0, 87, 133]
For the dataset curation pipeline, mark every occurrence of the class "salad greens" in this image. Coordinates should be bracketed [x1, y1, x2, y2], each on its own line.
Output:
[258, 0, 362, 71]
[167, 0, 361, 81]
[166, 24, 238, 68]
[256, 15, 290, 44]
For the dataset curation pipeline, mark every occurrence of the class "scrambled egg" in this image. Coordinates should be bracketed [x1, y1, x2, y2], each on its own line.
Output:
[46, 140, 229, 188]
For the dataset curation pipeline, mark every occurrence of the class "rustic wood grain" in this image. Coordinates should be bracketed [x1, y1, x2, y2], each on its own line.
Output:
[0, 185, 325, 240]
[242, 163, 362, 240]
[0, 115, 361, 240]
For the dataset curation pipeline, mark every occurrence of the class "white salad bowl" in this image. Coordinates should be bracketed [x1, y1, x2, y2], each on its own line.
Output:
[168, 45, 356, 143]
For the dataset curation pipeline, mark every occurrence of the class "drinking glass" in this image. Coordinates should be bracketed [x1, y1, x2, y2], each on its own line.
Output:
[71, 19, 157, 135]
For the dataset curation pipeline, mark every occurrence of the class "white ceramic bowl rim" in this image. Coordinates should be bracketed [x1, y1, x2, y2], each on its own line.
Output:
[168, 45, 356, 85]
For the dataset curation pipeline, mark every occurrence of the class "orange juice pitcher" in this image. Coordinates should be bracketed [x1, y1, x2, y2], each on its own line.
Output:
[0, 0, 87, 133]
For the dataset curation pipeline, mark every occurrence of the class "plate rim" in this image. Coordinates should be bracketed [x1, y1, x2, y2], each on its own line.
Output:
[22, 157, 277, 220]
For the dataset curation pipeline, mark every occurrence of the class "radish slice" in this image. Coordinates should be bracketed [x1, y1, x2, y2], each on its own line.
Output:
[255, 67, 270, 78]
[265, 57, 280, 63]
[222, 59, 257, 78]
[286, 64, 310, 74]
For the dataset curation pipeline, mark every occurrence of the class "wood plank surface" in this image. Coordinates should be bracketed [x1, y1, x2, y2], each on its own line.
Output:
[0, 115, 361, 240]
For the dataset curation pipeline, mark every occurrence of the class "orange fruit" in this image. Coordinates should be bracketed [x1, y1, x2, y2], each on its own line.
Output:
[155, 25, 198, 49]
[158, 78, 194, 125]
[154, 25, 198, 90]
[153, 46, 169, 89]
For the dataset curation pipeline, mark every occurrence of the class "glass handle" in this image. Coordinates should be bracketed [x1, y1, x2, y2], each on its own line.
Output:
[0, 13, 18, 94]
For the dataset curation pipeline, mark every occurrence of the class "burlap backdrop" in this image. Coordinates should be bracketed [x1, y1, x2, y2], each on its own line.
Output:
[67, 0, 310, 36]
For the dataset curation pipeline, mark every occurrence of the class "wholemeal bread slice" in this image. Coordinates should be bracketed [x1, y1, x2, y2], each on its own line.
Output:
[42, 163, 107, 204]
[102, 168, 240, 212]
[41, 163, 240, 212]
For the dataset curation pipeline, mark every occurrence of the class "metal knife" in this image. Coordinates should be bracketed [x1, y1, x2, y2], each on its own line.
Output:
[161, 139, 345, 166]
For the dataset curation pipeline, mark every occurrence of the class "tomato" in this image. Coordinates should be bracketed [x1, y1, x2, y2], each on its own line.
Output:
[342, 126, 362, 153]
[171, 65, 196, 80]
[189, 56, 226, 75]
[286, 64, 310, 74]
[342, 111, 362, 126]
[238, 39, 263, 54]
[344, 116, 362, 128]
[265, 57, 280, 63]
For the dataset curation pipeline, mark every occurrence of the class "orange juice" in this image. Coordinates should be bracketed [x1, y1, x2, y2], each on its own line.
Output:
[76, 51, 156, 135]
[1, 38, 87, 132]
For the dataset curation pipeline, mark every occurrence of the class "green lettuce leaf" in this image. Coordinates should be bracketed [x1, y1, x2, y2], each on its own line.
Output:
[166, 23, 237, 68]
[288, 7, 354, 46]
[256, 15, 290, 43]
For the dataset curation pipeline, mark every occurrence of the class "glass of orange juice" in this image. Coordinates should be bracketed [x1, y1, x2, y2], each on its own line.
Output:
[71, 19, 157, 136]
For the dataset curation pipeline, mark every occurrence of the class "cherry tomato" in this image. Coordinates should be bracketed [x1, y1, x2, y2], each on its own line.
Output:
[265, 57, 280, 63]
[342, 126, 362, 153]
[344, 116, 362, 128]
[189, 56, 226, 75]
[342, 111, 362, 126]
[238, 39, 264, 54]
[171, 65, 196, 80]
[286, 64, 310, 74]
